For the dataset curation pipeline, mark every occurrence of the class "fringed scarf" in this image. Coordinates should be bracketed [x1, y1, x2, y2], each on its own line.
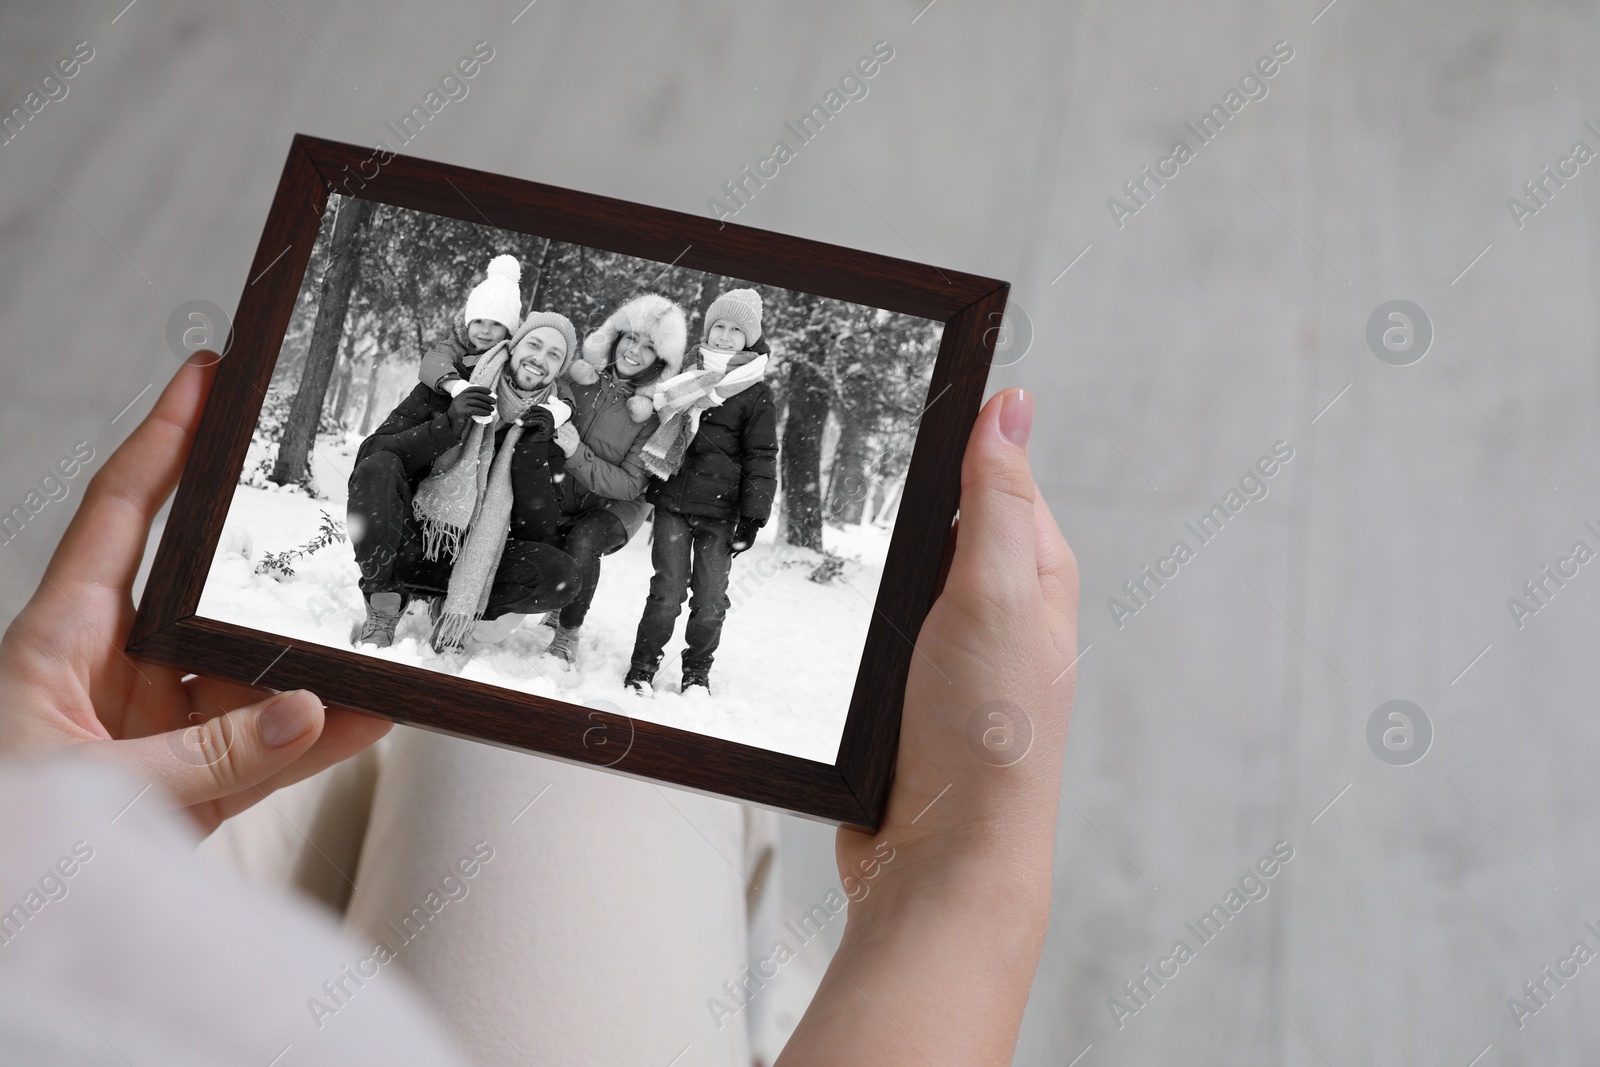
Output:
[640, 346, 769, 479]
[412, 342, 564, 647]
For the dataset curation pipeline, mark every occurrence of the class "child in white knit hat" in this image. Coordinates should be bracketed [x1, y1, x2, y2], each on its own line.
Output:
[419, 253, 523, 398]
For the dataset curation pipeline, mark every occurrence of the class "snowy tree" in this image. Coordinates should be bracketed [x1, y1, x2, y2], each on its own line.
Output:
[776, 291, 833, 552]
[271, 196, 375, 488]
[255, 198, 940, 548]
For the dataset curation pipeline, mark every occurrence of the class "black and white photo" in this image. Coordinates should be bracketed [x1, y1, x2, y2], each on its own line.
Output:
[199, 194, 944, 763]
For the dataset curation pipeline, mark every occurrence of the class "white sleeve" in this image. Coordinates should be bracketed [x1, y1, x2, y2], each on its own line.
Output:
[539, 395, 573, 428]
[0, 756, 472, 1067]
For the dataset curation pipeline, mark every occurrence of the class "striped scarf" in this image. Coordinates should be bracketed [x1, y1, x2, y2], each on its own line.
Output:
[640, 347, 769, 479]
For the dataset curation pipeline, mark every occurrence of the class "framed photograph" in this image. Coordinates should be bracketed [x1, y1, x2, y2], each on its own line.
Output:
[129, 134, 1006, 829]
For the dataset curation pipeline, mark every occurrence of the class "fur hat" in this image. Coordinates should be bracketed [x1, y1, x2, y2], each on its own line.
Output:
[463, 254, 523, 334]
[571, 294, 688, 422]
[704, 287, 763, 346]
[509, 310, 578, 378]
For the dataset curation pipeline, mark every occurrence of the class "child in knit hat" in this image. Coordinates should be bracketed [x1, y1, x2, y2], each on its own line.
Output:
[625, 287, 778, 696]
[418, 254, 523, 397]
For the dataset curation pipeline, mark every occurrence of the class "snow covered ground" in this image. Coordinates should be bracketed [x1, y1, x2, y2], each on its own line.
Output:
[198, 433, 891, 764]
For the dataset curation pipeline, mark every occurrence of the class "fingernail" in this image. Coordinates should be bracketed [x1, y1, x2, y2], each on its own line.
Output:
[258, 691, 319, 748]
[999, 388, 1033, 448]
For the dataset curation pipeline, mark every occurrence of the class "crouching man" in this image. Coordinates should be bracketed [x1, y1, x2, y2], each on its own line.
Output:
[346, 311, 584, 654]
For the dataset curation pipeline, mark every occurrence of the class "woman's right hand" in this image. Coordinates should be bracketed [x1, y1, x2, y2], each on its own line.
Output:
[778, 388, 1078, 1066]
[445, 385, 494, 435]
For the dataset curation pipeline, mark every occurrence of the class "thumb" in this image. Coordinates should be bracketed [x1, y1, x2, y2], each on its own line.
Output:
[946, 388, 1039, 607]
[103, 690, 326, 809]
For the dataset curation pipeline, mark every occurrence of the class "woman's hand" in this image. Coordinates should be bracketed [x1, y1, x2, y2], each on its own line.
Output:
[552, 422, 581, 458]
[779, 388, 1078, 1066]
[0, 356, 392, 835]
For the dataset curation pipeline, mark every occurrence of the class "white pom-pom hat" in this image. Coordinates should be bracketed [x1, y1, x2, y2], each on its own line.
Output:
[462, 254, 523, 333]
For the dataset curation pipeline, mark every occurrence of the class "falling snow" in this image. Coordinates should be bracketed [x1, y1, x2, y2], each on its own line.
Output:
[198, 433, 894, 762]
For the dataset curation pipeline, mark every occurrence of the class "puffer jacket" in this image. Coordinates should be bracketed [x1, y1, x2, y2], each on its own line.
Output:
[558, 363, 663, 540]
[646, 352, 778, 525]
[355, 381, 571, 545]
[417, 312, 496, 394]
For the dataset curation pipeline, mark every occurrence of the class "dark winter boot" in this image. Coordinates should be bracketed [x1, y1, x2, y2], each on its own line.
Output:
[425, 597, 474, 655]
[680, 667, 711, 695]
[355, 591, 408, 648]
[624, 666, 655, 695]
[431, 619, 467, 657]
[547, 624, 580, 666]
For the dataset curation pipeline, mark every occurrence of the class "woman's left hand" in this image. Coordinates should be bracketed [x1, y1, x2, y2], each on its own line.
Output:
[0, 356, 393, 835]
[553, 422, 581, 458]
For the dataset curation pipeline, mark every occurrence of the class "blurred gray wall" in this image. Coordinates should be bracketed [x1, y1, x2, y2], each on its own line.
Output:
[3, 1, 1599, 1063]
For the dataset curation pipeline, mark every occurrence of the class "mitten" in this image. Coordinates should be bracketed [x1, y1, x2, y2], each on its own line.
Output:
[540, 395, 573, 429]
[445, 386, 494, 436]
[517, 404, 556, 443]
[730, 516, 762, 556]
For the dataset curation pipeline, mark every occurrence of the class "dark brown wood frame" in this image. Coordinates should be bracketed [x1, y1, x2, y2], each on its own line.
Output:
[128, 134, 1007, 831]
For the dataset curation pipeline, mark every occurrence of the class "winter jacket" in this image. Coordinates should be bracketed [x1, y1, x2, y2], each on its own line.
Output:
[646, 348, 779, 525]
[559, 364, 663, 540]
[418, 313, 491, 394]
[355, 381, 571, 545]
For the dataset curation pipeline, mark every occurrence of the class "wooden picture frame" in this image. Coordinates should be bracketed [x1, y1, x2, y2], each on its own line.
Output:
[128, 133, 1007, 830]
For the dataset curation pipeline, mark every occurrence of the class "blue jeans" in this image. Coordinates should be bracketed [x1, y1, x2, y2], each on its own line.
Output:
[630, 508, 734, 675]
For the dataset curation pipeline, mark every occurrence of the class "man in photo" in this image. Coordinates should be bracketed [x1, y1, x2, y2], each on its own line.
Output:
[346, 310, 583, 655]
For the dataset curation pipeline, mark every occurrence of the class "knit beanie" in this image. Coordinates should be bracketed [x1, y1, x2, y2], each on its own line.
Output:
[462, 254, 523, 334]
[703, 288, 763, 346]
[509, 310, 579, 377]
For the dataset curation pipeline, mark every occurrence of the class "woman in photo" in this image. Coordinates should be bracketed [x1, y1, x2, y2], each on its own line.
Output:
[543, 294, 688, 666]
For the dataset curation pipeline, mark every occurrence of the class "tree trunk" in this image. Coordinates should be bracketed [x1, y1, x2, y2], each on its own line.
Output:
[526, 238, 554, 312]
[326, 350, 354, 428]
[358, 353, 384, 435]
[271, 197, 375, 486]
[826, 412, 870, 525]
[578, 246, 588, 321]
[782, 360, 830, 552]
[873, 478, 905, 526]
